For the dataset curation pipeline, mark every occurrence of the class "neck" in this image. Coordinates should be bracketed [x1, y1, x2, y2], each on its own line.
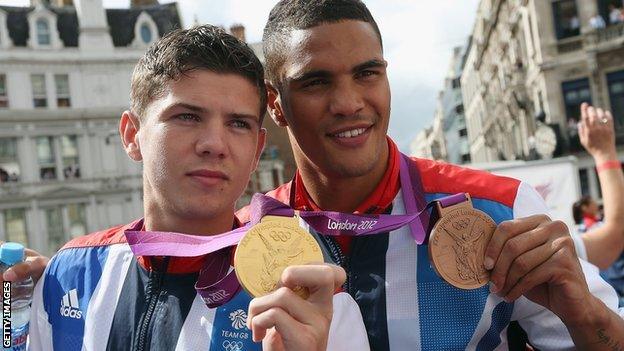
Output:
[143, 199, 235, 236]
[297, 144, 390, 213]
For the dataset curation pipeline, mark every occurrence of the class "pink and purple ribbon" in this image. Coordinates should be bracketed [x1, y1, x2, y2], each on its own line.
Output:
[124, 153, 467, 307]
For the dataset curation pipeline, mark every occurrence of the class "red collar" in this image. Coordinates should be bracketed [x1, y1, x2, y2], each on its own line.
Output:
[293, 137, 401, 215]
[292, 137, 401, 255]
[137, 218, 241, 274]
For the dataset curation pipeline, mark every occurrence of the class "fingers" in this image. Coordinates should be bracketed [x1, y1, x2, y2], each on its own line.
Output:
[279, 264, 345, 304]
[250, 306, 300, 343]
[501, 236, 589, 305]
[484, 214, 550, 270]
[247, 287, 319, 330]
[247, 264, 343, 347]
[494, 238, 555, 299]
[2, 262, 31, 282]
[488, 224, 551, 294]
[25, 255, 50, 283]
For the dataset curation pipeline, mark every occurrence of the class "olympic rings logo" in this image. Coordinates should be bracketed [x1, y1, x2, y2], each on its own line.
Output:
[222, 340, 244, 351]
[452, 218, 470, 230]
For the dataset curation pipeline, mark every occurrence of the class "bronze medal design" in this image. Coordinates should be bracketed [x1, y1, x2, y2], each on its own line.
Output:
[428, 198, 496, 290]
[234, 215, 323, 298]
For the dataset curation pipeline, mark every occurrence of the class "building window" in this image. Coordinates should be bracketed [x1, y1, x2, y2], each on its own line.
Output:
[36, 18, 51, 46]
[36, 135, 80, 181]
[451, 77, 461, 89]
[61, 135, 80, 179]
[4, 208, 28, 246]
[31, 74, 47, 108]
[607, 70, 624, 132]
[455, 104, 465, 115]
[0, 138, 20, 183]
[562, 78, 592, 125]
[0, 74, 7, 108]
[54, 74, 70, 107]
[140, 23, 152, 44]
[461, 153, 471, 163]
[45, 207, 63, 253]
[579, 168, 590, 196]
[37, 136, 56, 180]
[599, 0, 624, 26]
[552, 0, 580, 40]
[45, 203, 87, 253]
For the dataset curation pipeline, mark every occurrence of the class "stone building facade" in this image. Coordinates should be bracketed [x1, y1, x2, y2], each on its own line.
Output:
[461, 0, 624, 199]
[0, 1, 288, 255]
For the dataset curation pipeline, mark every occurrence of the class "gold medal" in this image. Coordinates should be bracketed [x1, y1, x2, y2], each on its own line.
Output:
[234, 215, 323, 298]
[428, 196, 496, 290]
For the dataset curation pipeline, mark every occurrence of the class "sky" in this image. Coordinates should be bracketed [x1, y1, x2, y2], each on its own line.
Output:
[1, 0, 481, 152]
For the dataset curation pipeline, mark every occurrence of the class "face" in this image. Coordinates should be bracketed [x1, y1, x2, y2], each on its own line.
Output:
[269, 20, 390, 179]
[122, 70, 265, 223]
[583, 200, 599, 217]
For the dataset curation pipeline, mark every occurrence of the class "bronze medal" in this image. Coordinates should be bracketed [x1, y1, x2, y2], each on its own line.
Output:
[234, 215, 323, 298]
[428, 196, 496, 290]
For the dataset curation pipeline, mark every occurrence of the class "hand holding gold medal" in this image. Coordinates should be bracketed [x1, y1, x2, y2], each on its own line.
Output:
[234, 214, 324, 298]
[235, 214, 346, 350]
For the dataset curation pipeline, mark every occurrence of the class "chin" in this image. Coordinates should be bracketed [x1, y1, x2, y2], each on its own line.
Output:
[328, 158, 378, 178]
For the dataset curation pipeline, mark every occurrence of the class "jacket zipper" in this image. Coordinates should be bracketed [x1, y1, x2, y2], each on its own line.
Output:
[318, 235, 352, 293]
[136, 257, 169, 351]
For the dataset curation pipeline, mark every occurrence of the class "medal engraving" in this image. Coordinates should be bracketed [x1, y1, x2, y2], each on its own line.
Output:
[429, 201, 496, 290]
[234, 216, 322, 297]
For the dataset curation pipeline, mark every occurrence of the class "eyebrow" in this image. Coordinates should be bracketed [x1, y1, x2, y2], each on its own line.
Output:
[290, 59, 387, 83]
[166, 102, 209, 114]
[165, 103, 259, 122]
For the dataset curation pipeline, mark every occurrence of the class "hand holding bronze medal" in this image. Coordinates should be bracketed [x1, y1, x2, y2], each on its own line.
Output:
[233, 215, 323, 298]
[428, 194, 497, 290]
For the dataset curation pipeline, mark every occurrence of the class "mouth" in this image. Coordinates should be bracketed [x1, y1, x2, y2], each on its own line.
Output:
[327, 125, 374, 147]
[186, 169, 229, 187]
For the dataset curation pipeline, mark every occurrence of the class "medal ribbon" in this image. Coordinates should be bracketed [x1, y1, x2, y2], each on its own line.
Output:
[124, 153, 468, 306]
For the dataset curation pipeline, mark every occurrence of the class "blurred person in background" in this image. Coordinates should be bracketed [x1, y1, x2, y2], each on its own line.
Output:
[573, 195, 601, 232]
[572, 102, 624, 306]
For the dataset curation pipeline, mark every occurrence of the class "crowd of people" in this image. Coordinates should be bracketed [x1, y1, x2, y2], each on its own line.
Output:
[589, 4, 624, 29]
[1, 0, 624, 350]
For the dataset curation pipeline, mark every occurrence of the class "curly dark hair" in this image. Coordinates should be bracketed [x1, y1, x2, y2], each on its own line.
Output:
[262, 0, 382, 87]
[131, 25, 266, 121]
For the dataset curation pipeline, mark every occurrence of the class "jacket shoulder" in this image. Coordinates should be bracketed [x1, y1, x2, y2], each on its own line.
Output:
[413, 157, 521, 208]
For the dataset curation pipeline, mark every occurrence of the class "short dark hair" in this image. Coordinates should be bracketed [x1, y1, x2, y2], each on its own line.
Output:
[131, 25, 267, 121]
[572, 195, 593, 224]
[262, 0, 382, 86]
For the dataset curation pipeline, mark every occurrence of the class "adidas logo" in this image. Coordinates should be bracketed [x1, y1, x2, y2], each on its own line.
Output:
[59, 289, 82, 319]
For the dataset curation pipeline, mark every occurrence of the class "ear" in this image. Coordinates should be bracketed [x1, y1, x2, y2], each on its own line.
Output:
[119, 110, 143, 162]
[252, 128, 267, 172]
[266, 80, 288, 127]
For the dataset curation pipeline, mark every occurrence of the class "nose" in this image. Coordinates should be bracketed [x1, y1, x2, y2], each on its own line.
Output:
[195, 122, 228, 159]
[328, 79, 365, 117]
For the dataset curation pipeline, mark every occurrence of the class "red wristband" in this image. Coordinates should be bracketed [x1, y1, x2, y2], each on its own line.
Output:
[597, 160, 621, 173]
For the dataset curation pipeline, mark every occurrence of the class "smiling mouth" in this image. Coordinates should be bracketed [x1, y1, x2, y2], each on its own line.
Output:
[329, 124, 374, 138]
[331, 128, 367, 138]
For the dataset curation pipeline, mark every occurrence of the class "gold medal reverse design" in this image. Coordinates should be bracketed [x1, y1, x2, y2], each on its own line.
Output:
[234, 215, 323, 298]
[429, 203, 497, 290]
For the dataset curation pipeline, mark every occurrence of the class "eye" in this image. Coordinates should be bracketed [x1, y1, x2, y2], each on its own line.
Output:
[176, 113, 200, 122]
[231, 119, 252, 129]
[356, 70, 379, 80]
[302, 78, 329, 88]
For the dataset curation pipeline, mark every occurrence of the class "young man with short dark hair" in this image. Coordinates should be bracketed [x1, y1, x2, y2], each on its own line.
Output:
[253, 0, 624, 348]
[28, 25, 368, 351]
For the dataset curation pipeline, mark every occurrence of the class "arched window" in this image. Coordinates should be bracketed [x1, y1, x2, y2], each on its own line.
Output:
[36, 18, 50, 45]
[140, 23, 152, 44]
